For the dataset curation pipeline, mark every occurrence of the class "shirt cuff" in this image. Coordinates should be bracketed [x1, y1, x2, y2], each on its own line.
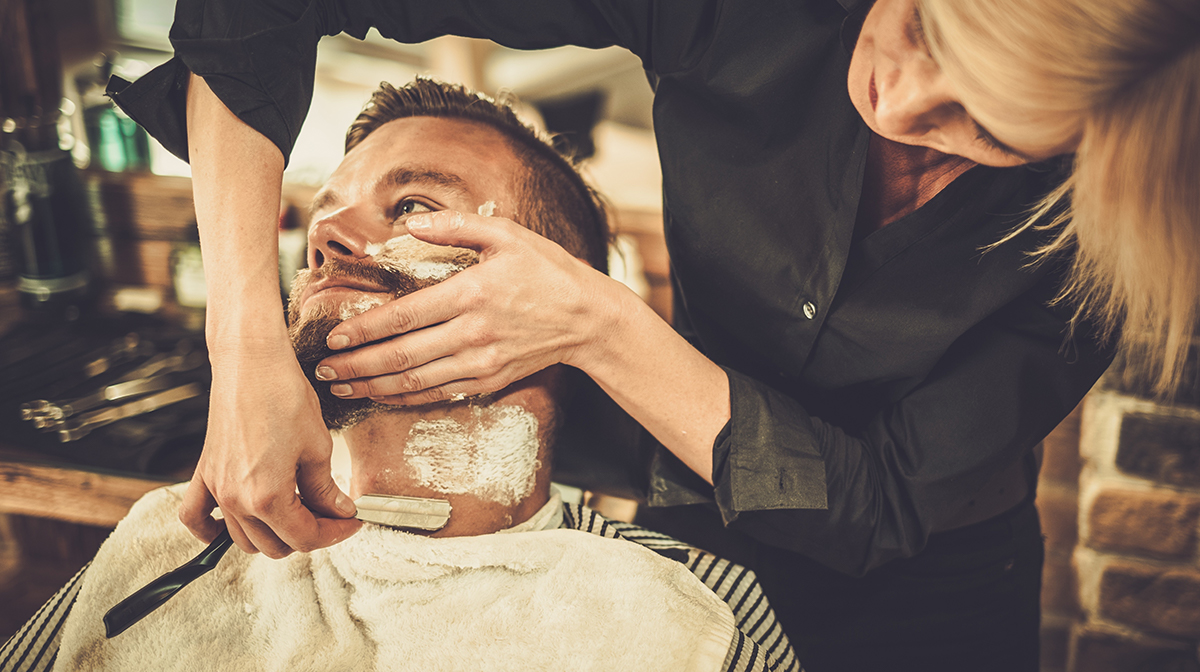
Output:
[106, 61, 192, 164]
[646, 444, 716, 508]
[712, 366, 828, 524]
[106, 1, 323, 166]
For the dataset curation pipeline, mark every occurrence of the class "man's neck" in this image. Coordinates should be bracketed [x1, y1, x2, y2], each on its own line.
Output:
[343, 402, 552, 538]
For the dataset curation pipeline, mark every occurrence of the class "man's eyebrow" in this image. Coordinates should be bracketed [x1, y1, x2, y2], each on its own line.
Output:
[381, 167, 470, 196]
[309, 190, 340, 219]
[309, 168, 472, 219]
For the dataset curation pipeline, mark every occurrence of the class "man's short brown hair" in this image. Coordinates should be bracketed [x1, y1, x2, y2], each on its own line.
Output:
[345, 79, 609, 273]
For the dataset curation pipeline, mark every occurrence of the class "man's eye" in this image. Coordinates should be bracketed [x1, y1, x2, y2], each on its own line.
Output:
[397, 199, 433, 217]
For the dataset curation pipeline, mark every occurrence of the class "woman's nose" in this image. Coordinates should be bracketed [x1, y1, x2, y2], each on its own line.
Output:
[874, 62, 957, 138]
[307, 209, 373, 269]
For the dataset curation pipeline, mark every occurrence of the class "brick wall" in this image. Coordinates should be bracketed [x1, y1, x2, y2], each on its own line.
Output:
[1040, 404, 1085, 671]
[1065, 346, 1200, 672]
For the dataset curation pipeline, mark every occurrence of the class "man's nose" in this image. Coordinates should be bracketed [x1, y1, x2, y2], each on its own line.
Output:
[874, 62, 958, 138]
[308, 209, 374, 269]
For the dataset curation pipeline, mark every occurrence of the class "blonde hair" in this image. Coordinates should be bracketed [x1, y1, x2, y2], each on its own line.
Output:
[920, 0, 1200, 397]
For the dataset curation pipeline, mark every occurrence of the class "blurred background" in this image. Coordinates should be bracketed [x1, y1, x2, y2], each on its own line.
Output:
[3, 2, 1200, 672]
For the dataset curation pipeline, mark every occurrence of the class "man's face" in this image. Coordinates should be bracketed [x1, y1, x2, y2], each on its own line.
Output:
[288, 116, 524, 428]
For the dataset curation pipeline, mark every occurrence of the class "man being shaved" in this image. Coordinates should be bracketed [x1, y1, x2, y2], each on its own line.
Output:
[2, 79, 797, 672]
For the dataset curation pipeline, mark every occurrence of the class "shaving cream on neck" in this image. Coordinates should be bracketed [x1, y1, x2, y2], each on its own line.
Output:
[403, 405, 540, 506]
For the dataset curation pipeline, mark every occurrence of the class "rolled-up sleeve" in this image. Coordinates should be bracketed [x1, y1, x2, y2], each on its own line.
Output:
[706, 287, 1113, 576]
[108, 0, 328, 165]
[107, 0, 721, 165]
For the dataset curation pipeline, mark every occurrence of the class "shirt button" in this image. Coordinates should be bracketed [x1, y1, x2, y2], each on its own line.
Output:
[802, 300, 818, 320]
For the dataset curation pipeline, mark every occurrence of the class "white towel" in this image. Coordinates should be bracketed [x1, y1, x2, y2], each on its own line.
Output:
[55, 484, 736, 672]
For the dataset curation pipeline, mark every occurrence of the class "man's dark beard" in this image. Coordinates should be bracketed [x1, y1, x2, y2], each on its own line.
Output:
[288, 257, 434, 430]
[287, 257, 425, 327]
[291, 313, 380, 430]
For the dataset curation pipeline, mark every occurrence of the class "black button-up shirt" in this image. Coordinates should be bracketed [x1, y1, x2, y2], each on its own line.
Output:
[109, 0, 1113, 576]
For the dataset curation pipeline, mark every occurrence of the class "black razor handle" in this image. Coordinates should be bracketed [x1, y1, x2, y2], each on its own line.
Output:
[103, 530, 234, 638]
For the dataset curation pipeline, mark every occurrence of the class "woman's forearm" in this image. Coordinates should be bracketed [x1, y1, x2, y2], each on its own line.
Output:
[572, 284, 730, 484]
[180, 72, 359, 556]
[185, 73, 288, 358]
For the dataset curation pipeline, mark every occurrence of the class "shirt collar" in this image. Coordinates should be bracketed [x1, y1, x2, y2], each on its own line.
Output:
[497, 489, 564, 534]
[835, 0, 871, 12]
[840, 0, 873, 55]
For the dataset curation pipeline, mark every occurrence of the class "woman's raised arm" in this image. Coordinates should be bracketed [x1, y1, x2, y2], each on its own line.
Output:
[179, 73, 361, 557]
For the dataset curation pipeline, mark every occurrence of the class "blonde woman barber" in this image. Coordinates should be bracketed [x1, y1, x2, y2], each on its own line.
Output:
[107, 0, 1199, 669]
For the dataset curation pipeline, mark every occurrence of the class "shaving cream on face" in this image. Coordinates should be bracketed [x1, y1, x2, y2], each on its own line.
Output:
[476, 200, 497, 217]
[365, 233, 477, 282]
[339, 294, 387, 321]
[403, 405, 540, 506]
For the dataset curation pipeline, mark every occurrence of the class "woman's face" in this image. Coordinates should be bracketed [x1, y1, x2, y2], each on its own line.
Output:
[847, 0, 1077, 166]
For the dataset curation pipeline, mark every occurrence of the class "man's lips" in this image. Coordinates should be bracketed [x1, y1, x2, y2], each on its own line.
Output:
[869, 70, 878, 111]
[301, 277, 390, 310]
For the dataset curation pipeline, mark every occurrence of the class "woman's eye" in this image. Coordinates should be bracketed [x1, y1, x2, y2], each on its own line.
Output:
[975, 130, 1004, 152]
[398, 200, 433, 216]
[911, 7, 929, 52]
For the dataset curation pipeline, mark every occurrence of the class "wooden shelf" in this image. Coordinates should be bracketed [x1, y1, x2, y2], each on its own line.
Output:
[0, 454, 174, 527]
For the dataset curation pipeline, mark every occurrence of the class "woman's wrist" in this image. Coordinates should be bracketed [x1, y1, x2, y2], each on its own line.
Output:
[204, 294, 291, 363]
[561, 271, 648, 376]
[566, 271, 728, 482]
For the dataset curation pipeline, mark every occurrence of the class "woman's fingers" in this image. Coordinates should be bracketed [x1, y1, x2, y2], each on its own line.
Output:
[296, 450, 359, 519]
[350, 352, 506, 401]
[320, 290, 467, 377]
[239, 514, 292, 559]
[316, 209, 607, 404]
[238, 491, 360, 559]
[404, 209, 517, 252]
[324, 212, 531, 352]
[328, 271, 472, 352]
[368, 371, 512, 407]
[210, 494, 362, 559]
[222, 516, 257, 555]
[321, 315, 487, 394]
[180, 476, 225, 544]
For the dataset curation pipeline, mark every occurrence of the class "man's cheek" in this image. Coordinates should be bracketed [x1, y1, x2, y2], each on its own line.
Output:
[287, 269, 316, 325]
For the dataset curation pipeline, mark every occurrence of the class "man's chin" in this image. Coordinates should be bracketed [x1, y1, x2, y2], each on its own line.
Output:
[290, 313, 379, 431]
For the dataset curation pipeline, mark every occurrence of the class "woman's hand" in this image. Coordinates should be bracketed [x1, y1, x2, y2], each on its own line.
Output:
[315, 210, 615, 405]
[315, 208, 729, 482]
[182, 72, 359, 555]
[181, 345, 362, 557]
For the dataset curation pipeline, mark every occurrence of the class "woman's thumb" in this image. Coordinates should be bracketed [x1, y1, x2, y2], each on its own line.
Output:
[297, 462, 357, 518]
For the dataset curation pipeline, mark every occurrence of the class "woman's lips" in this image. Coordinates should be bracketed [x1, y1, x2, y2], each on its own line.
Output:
[869, 71, 878, 111]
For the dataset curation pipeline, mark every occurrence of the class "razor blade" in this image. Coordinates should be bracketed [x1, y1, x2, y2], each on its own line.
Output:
[354, 494, 452, 531]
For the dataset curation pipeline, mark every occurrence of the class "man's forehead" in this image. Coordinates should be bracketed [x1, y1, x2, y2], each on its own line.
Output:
[311, 117, 520, 216]
[310, 165, 473, 217]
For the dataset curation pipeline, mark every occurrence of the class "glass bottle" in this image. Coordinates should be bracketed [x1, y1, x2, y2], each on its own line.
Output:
[0, 0, 95, 319]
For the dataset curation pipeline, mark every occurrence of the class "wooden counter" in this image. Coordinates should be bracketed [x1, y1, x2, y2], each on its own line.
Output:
[0, 285, 191, 527]
[0, 448, 176, 527]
